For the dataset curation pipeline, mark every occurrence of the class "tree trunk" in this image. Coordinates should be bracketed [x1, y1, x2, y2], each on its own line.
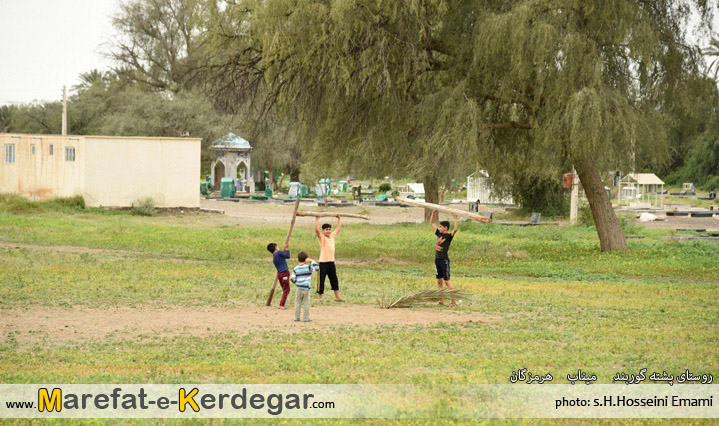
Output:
[289, 166, 300, 182]
[575, 157, 628, 252]
[423, 175, 440, 222]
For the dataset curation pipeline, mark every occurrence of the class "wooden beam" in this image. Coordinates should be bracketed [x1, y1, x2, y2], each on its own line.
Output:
[296, 211, 370, 220]
[396, 197, 491, 223]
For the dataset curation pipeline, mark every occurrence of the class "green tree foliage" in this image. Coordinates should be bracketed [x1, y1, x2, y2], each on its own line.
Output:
[100, 86, 238, 170]
[1, 70, 238, 174]
[667, 122, 719, 190]
[108, 0, 205, 92]
[205, 0, 714, 250]
[703, 37, 719, 81]
[0, 105, 18, 133]
[107, 0, 309, 182]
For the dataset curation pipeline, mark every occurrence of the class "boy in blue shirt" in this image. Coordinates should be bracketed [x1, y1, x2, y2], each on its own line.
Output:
[267, 242, 291, 309]
[291, 251, 319, 322]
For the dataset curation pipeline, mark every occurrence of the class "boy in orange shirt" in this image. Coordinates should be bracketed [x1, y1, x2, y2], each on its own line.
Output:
[315, 215, 344, 302]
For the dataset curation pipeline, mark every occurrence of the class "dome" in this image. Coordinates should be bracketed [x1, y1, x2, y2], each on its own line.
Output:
[212, 133, 251, 148]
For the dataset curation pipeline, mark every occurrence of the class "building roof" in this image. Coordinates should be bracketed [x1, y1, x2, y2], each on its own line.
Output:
[401, 183, 425, 193]
[212, 133, 252, 149]
[468, 170, 490, 178]
[624, 173, 665, 185]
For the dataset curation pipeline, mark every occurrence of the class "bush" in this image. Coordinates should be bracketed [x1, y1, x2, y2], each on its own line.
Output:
[701, 175, 719, 191]
[669, 125, 719, 188]
[378, 183, 392, 193]
[132, 197, 155, 216]
[47, 195, 86, 209]
[577, 207, 594, 226]
[513, 177, 569, 218]
[0, 193, 86, 214]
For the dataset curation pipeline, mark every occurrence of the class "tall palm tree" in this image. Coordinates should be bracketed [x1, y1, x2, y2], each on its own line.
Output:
[703, 37, 719, 81]
[72, 69, 107, 92]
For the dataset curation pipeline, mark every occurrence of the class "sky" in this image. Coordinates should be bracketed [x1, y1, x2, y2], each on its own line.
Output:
[0, 0, 118, 105]
[0, 1, 717, 105]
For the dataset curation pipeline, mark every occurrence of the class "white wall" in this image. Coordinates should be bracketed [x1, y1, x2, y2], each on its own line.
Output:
[0, 134, 84, 199]
[467, 175, 514, 204]
[83, 136, 201, 208]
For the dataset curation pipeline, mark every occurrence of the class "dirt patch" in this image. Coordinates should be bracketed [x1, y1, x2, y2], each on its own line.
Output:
[636, 215, 719, 231]
[0, 241, 202, 263]
[200, 198, 426, 225]
[1, 305, 501, 346]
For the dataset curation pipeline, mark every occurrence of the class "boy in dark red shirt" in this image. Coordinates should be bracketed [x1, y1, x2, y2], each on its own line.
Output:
[430, 210, 458, 306]
[267, 242, 291, 309]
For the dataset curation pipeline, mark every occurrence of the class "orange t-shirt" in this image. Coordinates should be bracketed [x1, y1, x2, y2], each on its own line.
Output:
[318, 233, 336, 262]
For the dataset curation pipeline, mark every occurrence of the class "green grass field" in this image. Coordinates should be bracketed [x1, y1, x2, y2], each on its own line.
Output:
[1, 196, 717, 425]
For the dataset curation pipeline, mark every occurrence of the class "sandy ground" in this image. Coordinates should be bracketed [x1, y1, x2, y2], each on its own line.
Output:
[634, 215, 719, 232]
[200, 198, 428, 225]
[1, 306, 500, 346]
[200, 198, 719, 230]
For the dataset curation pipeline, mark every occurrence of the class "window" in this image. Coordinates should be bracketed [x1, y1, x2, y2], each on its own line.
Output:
[31, 144, 35, 155]
[4, 144, 15, 164]
[49, 144, 54, 155]
[65, 147, 75, 162]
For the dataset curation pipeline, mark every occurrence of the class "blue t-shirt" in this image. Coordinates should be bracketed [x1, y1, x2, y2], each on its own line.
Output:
[272, 250, 291, 273]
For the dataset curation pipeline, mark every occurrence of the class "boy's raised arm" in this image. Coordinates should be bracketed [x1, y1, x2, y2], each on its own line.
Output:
[430, 210, 438, 232]
[315, 217, 321, 238]
[451, 213, 458, 236]
[332, 215, 341, 236]
[283, 243, 290, 258]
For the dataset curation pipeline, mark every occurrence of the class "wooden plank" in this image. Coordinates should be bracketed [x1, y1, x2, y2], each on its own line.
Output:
[395, 197, 491, 223]
[296, 211, 370, 220]
[266, 197, 302, 306]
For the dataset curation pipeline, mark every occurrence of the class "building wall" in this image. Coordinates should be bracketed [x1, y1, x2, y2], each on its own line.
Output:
[467, 175, 514, 205]
[83, 136, 201, 207]
[0, 134, 84, 200]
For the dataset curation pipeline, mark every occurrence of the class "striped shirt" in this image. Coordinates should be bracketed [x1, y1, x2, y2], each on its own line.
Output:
[291, 261, 319, 290]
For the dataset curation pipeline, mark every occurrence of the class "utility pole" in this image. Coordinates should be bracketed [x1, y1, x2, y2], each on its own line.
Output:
[569, 167, 579, 225]
[61, 85, 67, 135]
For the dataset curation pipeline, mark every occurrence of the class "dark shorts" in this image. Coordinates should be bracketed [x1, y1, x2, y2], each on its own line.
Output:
[435, 258, 450, 280]
[319, 262, 339, 294]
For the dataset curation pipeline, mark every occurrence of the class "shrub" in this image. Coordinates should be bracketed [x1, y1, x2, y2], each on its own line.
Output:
[0, 193, 86, 214]
[513, 177, 569, 218]
[701, 175, 719, 191]
[47, 195, 86, 209]
[577, 207, 594, 226]
[132, 197, 155, 216]
[379, 183, 392, 193]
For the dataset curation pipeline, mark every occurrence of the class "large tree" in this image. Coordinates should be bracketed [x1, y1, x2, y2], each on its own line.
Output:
[205, 0, 714, 250]
[107, 0, 205, 92]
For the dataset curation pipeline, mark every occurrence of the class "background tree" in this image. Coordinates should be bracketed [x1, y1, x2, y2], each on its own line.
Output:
[107, 0, 205, 92]
[703, 37, 719, 81]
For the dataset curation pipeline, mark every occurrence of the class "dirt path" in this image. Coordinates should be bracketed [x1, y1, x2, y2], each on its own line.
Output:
[1, 306, 500, 346]
[200, 198, 427, 225]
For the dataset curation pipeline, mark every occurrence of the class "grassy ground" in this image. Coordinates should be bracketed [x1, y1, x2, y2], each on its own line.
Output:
[1, 196, 717, 425]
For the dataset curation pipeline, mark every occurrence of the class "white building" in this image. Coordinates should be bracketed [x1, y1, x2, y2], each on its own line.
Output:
[467, 171, 513, 204]
[210, 133, 254, 193]
[399, 183, 425, 199]
[618, 173, 665, 209]
[1, 133, 201, 208]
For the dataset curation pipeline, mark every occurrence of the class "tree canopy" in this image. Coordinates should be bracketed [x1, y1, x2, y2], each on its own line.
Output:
[203, 0, 715, 249]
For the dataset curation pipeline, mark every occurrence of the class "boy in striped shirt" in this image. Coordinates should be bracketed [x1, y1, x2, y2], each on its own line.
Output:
[291, 251, 319, 322]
